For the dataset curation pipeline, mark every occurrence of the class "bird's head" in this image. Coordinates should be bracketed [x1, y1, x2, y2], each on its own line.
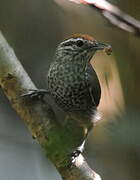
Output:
[55, 34, 112, 63]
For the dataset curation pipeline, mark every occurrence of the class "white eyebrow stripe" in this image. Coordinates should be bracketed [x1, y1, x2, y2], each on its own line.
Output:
[60, 38, 84, 45]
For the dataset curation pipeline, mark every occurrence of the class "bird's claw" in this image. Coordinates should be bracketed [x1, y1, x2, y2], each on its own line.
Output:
[70, 149, 81, 164]
[21, 89, 49, 100]
[67, 139, 86, 167]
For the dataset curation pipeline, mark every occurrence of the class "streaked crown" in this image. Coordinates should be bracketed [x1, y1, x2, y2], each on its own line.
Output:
[60, 34, 97, 48]
[65, 34, 95, 41]
[57, 34, 98, 53]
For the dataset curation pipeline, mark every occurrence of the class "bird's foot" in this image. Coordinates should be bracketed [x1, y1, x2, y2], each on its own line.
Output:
[21, 89, 49, 100]
[70, 149, 82, 164]
[69, 140, 86, 166]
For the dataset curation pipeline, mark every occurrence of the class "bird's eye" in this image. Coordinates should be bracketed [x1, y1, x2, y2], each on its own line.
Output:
[76, 40, 84, 47]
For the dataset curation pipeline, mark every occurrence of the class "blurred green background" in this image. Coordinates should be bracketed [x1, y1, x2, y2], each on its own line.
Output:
[0, 0, 140, 179]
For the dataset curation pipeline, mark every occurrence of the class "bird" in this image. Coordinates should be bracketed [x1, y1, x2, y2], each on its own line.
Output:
[22, 33, 111, 129]
[47, 34, 111, 125]
[22, 34, 111, 157]
[47, 34, 111, 158]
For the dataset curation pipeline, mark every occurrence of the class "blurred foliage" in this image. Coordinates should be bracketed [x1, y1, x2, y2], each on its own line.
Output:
[0, 0, 140, 179]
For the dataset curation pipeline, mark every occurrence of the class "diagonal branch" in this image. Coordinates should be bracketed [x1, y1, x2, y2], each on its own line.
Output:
[0, 31, 101, 180]
[67, 0, 140, 35]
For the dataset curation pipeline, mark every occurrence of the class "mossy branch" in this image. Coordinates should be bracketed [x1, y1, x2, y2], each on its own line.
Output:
[0, 31, 101, 180]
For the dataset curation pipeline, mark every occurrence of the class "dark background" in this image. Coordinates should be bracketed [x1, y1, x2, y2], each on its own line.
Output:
[0, 0, 140, 179]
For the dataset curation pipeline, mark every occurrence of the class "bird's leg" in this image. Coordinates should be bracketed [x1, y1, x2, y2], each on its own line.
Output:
[21, 89, 50, 100]
[69, 126, 91, 165]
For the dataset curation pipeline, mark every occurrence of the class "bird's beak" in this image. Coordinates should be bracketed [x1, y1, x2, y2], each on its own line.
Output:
[94, 42, 111, 50]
